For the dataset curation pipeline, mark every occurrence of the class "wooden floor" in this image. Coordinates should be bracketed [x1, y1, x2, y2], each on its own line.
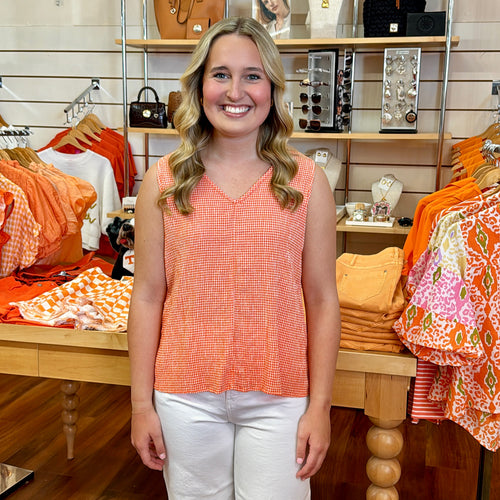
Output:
[0, 374, 498, 500]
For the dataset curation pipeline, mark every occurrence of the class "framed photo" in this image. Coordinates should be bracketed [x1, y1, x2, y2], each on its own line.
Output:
[252, 0, 310, 39]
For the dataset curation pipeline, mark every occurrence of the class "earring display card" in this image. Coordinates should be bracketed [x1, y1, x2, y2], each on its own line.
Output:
[380, 47, 421, 133]
[298, 49, 338, 132]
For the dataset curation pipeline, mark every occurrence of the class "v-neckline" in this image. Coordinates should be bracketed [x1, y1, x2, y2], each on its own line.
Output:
[202, 166, 272, 203]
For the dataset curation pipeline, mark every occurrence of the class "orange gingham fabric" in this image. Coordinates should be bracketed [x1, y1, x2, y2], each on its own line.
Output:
[0, 173, 40, 277]
[11, 267, 133, 331]
[153, 153, 315, 397]
[0, 189, 14, 263]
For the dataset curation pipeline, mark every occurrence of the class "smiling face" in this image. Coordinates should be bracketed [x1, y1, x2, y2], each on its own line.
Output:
[201, 33, 272, 142]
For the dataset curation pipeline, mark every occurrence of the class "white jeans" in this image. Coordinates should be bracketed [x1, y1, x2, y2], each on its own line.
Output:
[154, 390, 310, 500]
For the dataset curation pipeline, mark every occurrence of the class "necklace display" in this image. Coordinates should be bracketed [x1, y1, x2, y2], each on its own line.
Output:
[371, 174, 403, 221]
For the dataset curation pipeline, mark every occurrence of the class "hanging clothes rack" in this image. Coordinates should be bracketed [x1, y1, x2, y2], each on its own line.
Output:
[63, 79, 101, 126]
[0, 126, 33, 149]
[0, 126, 32, 137]
[0, 119, 37, 493]
[482, 139, 500, 164]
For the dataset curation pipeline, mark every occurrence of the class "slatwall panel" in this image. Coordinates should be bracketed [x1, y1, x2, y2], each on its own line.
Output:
[1, 0, 499, 252]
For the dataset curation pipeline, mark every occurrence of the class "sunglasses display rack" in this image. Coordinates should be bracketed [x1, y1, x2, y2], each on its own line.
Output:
[298, 49, 338, 132]
[380, 47, 421, 133]
[335, 50, 353, 132]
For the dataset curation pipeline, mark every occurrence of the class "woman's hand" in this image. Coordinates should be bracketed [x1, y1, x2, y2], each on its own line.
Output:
[131, 407, 167, 471]
[295, 404, 331, 480]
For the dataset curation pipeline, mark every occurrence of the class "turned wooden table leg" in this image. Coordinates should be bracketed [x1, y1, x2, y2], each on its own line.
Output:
[60, 380, 81, 460]
[364, 373, 411, 500]
[366, 417, 404, 500]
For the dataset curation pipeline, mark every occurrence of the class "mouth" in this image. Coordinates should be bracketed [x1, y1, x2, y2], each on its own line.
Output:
[222, 105, 251, 115]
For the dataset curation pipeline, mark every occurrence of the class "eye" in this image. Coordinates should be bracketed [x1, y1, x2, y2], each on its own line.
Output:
[213, 72, 229, 79]
[246, 73, 262, 81]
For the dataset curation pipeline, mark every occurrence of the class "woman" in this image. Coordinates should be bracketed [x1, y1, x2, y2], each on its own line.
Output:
[128, 17, 341, 499]
[258, 0, 291, 39]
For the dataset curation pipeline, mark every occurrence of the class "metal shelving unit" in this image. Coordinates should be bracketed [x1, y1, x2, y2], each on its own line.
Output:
[118, 0, 457, 227]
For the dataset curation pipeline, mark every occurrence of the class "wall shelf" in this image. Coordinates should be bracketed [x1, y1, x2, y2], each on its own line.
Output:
[336, 216, 411, 235]
[116, 36, 459, 52]
[122, 128, 452, 141]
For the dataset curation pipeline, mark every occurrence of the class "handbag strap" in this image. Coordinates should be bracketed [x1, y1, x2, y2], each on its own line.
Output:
[137, 86, 160, 103]
[170, 0, 197, 25]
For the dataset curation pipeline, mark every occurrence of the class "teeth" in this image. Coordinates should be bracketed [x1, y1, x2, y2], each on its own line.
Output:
[224, 105, 249, 114]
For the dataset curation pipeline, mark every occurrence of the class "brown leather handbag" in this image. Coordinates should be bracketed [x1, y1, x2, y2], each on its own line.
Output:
[129, 86, 168, 128]
[154, 0, 225, 39]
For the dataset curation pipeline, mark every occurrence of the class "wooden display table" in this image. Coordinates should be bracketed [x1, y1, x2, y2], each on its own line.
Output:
[0, 324, 416, 499]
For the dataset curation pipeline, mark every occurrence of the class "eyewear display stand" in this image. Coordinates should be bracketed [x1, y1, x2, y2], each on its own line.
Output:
[335, 49, 353, 132]
[0, 463, 34, 499]
[299, 50, 337, 132]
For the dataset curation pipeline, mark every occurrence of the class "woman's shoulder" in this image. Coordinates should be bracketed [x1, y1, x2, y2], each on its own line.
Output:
[291, 150, 317, 174]
[157, 153, 172, 169]
[156, 153, 174, 173]
[289, 150, 317, 190]
[155, 153, 175, 187]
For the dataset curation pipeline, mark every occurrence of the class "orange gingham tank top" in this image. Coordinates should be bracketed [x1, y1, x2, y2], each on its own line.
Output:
[154, 153, 315, 397]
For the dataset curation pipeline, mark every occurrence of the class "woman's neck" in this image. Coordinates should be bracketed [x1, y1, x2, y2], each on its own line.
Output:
[206, 134, 260, 163]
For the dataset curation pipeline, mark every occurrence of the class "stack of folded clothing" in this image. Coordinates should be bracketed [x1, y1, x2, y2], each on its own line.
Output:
[336, 247, 406, 353]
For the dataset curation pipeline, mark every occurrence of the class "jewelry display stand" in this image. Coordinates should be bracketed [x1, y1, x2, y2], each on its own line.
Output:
[308, 0, 345, 38]
[0, 463, 34, 498]
[372, 174, 403, 207]
[306, 147, 342, 191]
[380, 47, 421, 133]
[371, 174, 403, 220]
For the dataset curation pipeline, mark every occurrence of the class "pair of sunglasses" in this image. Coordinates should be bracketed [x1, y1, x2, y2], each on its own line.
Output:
[337, 82, 351, 93]
[299, 79, 330, 88]
[302, 105, 324, 116]
[298, 119, 321, 131]
[299, 92, 321, 104]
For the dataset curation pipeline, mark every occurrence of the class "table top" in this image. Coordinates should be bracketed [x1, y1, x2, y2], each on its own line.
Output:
[0, 324, 416, 377]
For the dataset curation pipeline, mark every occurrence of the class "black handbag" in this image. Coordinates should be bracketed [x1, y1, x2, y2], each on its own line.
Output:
[129, 86, 168, 128]
[363, 0, 426, 37]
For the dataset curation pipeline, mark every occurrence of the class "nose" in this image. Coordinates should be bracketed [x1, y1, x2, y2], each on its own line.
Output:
[227, 78, 244, 101]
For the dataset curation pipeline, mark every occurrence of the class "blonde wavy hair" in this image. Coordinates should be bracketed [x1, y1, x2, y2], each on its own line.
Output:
[158, 16, 303, 214]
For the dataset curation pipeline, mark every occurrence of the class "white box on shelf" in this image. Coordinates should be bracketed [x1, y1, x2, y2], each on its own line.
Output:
[345, 216, 395, 227]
